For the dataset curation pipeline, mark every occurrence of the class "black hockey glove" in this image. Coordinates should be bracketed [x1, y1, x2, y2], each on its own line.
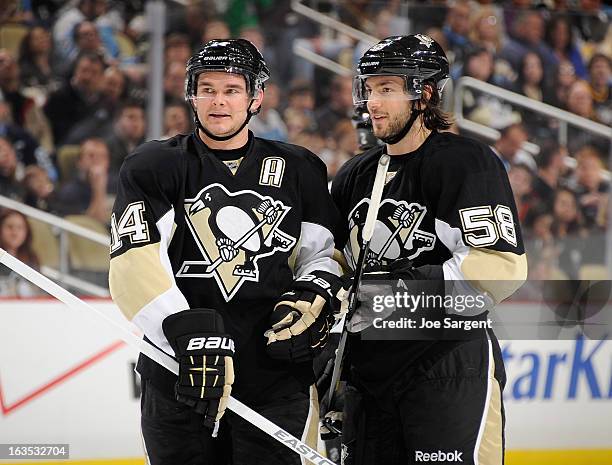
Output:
[265, 270, 347, 363]
[162, 308, 235, 429]
[342, 258, 443, 332]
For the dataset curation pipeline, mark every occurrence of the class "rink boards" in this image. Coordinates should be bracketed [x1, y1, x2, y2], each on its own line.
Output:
[0, 300, 611, 464]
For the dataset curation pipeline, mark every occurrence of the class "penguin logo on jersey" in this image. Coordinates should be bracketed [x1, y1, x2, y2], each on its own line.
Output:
[345, 198, 436, 268]
[177, 183, 297, 301]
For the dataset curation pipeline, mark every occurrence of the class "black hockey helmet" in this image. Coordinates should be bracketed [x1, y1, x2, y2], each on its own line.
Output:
[185, 39, 270, 100]
[353, 34, 449, 105]
[185, 39, 270, 141]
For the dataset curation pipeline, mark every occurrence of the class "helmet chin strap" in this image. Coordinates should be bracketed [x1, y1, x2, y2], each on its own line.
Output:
[380, 100, 422, 145]
[192, 98, 260, 142]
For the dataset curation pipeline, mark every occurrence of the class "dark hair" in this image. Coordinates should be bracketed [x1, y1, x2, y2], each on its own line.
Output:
[544, 15, 575, 54]
[516, 51, 545, 89]
[551, 186, 583, 234]
[288, 79, 313, 97]
[18, 25, 51, 65]
[72, 20, 97, 44]
[499, 122, 527, 139]
[164, 33, 190, 51]
[524, 203, 552, 229]
[588, 53, 612, 72]
[73, 50, 106, 71]
[115, 98, 145, 118]
[421, 80, 452, 131]
[536, 140, 562, 169]
[0, 209, 39, 269]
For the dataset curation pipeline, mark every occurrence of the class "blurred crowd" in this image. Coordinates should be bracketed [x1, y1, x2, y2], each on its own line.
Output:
[0, 0, 610, 295]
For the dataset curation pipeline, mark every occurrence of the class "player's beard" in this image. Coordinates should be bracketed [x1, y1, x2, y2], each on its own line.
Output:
[372, 105, 412, 141]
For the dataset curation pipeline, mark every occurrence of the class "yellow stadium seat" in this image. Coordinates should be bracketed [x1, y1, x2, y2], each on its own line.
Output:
[56, 145, 81, 183]
[65, 215, 109, 272]
[28, 217, 60, 269]
[0, 23, 28, 55]
[578, 264, 610, 281]
[115, 31, 136, 58]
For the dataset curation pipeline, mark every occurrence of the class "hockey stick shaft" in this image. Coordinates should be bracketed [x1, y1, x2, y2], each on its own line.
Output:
[323, 154, 390, 413]
[0, 249, 335, 465]
[206, 206, 281, 273]
[376, 208, 424, 261]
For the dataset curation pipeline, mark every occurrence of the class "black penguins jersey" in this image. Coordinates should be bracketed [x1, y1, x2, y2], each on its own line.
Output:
[109, 131, 341, 403]
[331, 131, 527, 393]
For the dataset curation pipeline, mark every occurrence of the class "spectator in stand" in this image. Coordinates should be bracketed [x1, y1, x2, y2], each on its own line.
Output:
[525, 204, 555, 247]
[551, 186, 586, 278]
[0, 49, 54, 153]
[201, 18, 231, 44]
[327, 118, 359, 178]
[43, 51, 105, 146]
[53, 138, 113, 225]
[239, 25, 278, 80]
[552, 187, 585, 239]
[523, 232, 560, 283]
[291, 129, 330, 166]
[285, 112, 314, 144]
[499, 10, 557, 75]
[406, 0, 448, 34]
[63, 65, 130, 145]
[513, 51, 555, 140]
[163, 61, 186, 104]
[442, 0, 473, 64]
[101, 66, 128, 110]
[165, 0, 207, 49]
[22, 165, 56, 211]
[457, 47, 518, 129]
[468, 6, 505, 55]
[566, 79, 599, 121]
[544, 15, 588, 80]
[250, 82, 287, 142]
[545, 59, 577, 108]
[315, 75, 354, 137]
[0, 210, 41, 297]
[572, 145, 609, 231]
[502, 0, 532, 34]
[53, 0, 120, 64]
[284, 79, 316, 133]
[353, 8, 394, 68]
[491, 123, 530, 171]
[105, 100, 146, 183]
[466, 7, 517, 85]
[514, 51, 549, 102]
[18, 25, 61, 97]
[63, 20, 115, 74]
[532, 141, 568, 208]
[587, 53, 612, 126]
[0, 136, 25, 201]
[572, 0, 609, 47]
[287, 79, 315, 114]
[508, 163, 534, 222]
[335, 0, 376, 32]
[164, 33, 192, 67]
[0, 100, 57, 181]
[162, 100, 191, 139]
[565, 79, 610, 154]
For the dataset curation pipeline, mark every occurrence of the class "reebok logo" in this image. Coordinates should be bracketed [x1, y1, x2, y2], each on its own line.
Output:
[186, 336, 235, 352]
[415, 450, 463, 462]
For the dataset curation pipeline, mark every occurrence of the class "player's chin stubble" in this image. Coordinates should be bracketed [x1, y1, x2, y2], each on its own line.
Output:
[373, 106, 412, 141]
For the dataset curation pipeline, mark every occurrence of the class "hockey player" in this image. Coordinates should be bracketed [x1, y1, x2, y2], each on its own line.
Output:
[330, 35, 527, 464]
[109, 39, 344, 464]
